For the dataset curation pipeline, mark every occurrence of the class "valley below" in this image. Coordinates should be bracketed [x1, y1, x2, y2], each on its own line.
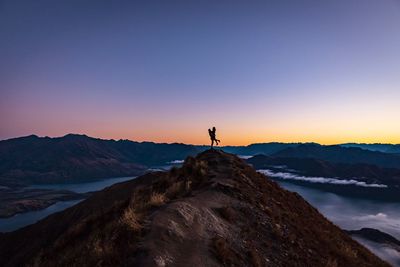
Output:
[0, 186, 87, 218]
[0, 176, 138, 232]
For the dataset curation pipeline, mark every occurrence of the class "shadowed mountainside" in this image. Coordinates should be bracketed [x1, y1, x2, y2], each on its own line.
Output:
[273, 144, 400, 169]
[221, 142, 303, 156]
[0, 150, 390, 267]
[0, 134, 199, 185]
[342, 143, 400, 154]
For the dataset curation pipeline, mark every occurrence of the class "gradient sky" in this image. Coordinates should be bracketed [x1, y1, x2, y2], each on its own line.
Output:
[1, 0, 400, 145]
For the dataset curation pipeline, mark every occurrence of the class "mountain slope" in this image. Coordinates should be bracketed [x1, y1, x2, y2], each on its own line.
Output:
[0, 134, 199, 185]
[0, 150, 389, 267]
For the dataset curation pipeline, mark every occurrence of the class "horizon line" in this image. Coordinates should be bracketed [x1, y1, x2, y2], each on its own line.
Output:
[1, 133, 399, 146]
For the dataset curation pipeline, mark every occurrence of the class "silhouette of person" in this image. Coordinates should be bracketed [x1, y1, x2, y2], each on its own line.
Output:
[208, 127, 220, 148]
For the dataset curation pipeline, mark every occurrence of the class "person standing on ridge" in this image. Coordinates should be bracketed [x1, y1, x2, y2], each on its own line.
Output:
[208, 127, 220, 148]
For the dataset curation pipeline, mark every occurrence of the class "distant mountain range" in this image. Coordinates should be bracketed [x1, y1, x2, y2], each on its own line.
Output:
[220, 142, 303, 155]
[0, 134, 198, 185]
[220, 142, 400, 156]
[273, 144, 400, 169]
[342, 143, 400, 154]
[1, 134, 399, 188]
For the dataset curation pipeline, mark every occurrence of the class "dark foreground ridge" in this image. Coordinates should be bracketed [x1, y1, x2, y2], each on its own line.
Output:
[0, 150, 390, 266]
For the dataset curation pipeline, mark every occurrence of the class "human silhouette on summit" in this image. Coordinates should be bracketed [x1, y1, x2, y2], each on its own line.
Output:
[208, 127, 220, 148]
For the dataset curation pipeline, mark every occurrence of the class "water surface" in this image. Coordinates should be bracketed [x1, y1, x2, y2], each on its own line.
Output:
[0, 176, 137, 232]
[28, 176, 137, 193]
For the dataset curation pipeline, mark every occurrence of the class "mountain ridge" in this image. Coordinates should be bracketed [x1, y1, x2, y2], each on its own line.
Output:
[0, 134, 199, 185]
[273, 144, 400, 169]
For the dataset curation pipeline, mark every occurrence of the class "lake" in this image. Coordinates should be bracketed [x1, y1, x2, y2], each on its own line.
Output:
[0, 176, 136, 232]
[27, 176, 137, 193]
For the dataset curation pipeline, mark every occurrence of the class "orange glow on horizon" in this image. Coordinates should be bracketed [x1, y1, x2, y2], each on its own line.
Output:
[39, 129, 399, 146]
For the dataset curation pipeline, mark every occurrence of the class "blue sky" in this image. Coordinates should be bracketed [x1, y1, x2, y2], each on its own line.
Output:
[1, 0, 399, 144]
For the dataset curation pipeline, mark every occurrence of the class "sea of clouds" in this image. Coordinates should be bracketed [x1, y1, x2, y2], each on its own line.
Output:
[353, 237, 400, 267]
[258, 169, 387, 188]
[167, 160, 185, 164]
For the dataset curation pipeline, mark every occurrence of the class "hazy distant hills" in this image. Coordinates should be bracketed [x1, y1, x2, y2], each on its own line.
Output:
[0, 134, 199, 185]
[273, 144, 400, 169]
[211, 142, 400, 158]
[220, 142, 303, 156]
[218, 142, 400, 156]
[0, 150, 389, 267]
[342, 143, 400, 154]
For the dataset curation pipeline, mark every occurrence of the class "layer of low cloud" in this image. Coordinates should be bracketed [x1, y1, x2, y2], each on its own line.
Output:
[352, 237, 400, 267]
[167, 160, 184, 164]
[358, 213, 388, 220]
[258, 169, 387, 188]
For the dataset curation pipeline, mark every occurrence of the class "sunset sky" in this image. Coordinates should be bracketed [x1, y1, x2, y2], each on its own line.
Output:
[1, 0, 400, 145]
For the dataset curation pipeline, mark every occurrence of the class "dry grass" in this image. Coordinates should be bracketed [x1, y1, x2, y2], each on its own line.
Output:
[148, 192, 167, 207]
[341, 243, 358, 259]
[218, 206, 236, 223]
[326, 258, 338, 267]
[249, 248, 263, 267]
[120, 189, 167, 231]
[120, 206, 142, 231]
[185, 180, 192, 191]
[332, 241, 358, 260]
[213, 237, 236, 265]
[93, 238, 104, 255]
[182, 157, 208, 178]
[166, 181, 184, 198]
[196, 160, 208, 176]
